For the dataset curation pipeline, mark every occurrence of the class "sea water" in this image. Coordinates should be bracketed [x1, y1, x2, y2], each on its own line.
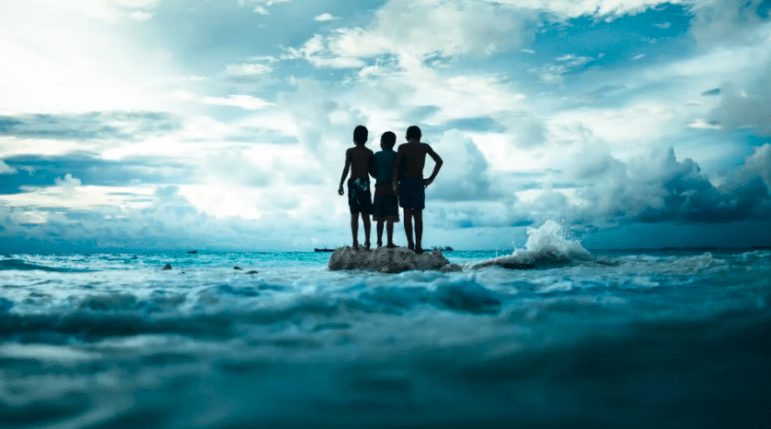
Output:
[1, 224, 770, 428]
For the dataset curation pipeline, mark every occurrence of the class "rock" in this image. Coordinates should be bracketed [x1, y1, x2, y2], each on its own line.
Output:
[328, 246, 462, 273]
[233, 266, 242, 270]
[246, 270, 259, 274]
[187, 250, 198, 254]
[162, 263, 172, 270]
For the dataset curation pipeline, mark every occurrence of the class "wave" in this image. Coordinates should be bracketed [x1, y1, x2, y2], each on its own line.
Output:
[0, 259, 90, 273]
[468, 220, 596, 269]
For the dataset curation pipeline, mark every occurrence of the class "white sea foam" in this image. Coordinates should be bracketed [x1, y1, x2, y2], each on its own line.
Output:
[469, 220, 593, 269]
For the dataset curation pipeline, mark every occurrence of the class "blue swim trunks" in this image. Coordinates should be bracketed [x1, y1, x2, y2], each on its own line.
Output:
[398, 177, 425, 211]
[347, 178, 373, 214]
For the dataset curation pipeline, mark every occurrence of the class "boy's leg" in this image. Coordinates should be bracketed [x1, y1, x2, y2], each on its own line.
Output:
[350, 213, 359, 249]
[403, 207, 414, 250]
[386, 220, 395, 247]
[361, 213, 371, 249]
[376, 219, 384, 247]
[414, 210, 423, 254]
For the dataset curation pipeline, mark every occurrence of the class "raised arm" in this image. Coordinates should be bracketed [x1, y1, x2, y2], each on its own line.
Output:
[338, 150, 351, 196]
[424, 145, 443, 187]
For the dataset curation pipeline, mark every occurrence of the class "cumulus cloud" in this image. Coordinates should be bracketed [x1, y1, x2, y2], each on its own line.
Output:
[428, 130, 494, 202]
[54, 174, 82, 189]
[549, 145, 771, 225]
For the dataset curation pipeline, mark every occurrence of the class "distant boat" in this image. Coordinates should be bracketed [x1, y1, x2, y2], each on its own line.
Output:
[314, 248, 336, 252]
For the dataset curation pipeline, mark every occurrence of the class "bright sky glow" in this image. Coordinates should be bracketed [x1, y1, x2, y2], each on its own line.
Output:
[1, 0, 770, 252]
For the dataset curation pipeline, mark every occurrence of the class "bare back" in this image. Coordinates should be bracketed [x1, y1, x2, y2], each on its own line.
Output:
[396, 142, 434, 179]
[347, 146, 374, 179]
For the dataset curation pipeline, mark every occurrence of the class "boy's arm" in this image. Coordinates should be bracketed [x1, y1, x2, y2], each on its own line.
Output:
[423, 145, 443, 187]
[392, 148, 403, 191]
[369, 152, 377, 179]
[338, 150, 351, 196]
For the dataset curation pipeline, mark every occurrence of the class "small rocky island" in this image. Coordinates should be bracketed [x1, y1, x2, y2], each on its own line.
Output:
[328, 246, 462, 273]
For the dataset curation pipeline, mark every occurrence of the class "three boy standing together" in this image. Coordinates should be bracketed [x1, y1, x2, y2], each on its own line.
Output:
[338, 125, 443, 254]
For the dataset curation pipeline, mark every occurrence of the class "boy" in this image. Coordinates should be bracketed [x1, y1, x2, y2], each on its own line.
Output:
[338, 125, 374, 250]
[392, 125, 443, 254]
[371, 131, 400, 248]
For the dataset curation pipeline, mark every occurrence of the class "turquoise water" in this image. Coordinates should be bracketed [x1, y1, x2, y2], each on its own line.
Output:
[1, 244, 769, 428]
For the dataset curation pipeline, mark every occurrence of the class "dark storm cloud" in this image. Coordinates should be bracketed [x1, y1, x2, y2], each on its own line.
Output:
[0, 154, 197, 194]
[566, 146, 771, 225]
[0, 111, 182, 141]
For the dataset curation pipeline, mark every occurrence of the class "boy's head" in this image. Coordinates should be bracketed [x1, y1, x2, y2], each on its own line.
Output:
[353, 125, 368, 145]
[406, 125, 421, 141]
[380, 131, 396, 150]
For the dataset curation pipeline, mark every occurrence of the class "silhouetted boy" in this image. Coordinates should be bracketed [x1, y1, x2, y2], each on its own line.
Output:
[372, 131, 400, 248]
[392, 125, 443, 254]
[338, 125, 374, 250]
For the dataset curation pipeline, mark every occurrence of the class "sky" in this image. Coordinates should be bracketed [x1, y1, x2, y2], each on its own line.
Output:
[1, 0, 770, 252]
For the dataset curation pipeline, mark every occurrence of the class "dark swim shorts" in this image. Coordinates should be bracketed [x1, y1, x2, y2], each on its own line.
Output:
[398, 177, 425, 211]
[373, 183, 400, 221]
[348, 178, 373, 214]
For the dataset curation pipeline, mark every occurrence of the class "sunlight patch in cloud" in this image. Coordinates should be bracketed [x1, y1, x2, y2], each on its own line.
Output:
[200, 95, 276, 111]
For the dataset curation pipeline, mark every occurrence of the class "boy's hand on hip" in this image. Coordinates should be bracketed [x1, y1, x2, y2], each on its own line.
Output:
[423, 178, 434, 188]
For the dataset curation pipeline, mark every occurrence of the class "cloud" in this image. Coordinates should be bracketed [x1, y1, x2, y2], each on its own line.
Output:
[552, 145, 771, 225]
[225, 63, 273, 77]
[314, 13, 338, 22]
[427, 131, 495, 202]
[708, 81, 771, 136]
[239, 0, 290, 15]
[54, 173, 82, 189]
[200, 95, 276, 111]
[535, 54, 601, 84]
[26, 0, 162, 22]
[0, 161, 17, 175]
[0, 154, 197, 195]
[688, 0, 770, 46]
[285, 0, 537, 68]
[0, 111, 182, 141]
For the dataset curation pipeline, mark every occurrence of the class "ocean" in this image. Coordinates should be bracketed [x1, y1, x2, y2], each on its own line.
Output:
[1, 225, 770, 428]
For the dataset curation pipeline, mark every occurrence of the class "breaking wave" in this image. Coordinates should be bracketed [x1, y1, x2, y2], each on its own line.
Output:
[468, 220, 595, 269]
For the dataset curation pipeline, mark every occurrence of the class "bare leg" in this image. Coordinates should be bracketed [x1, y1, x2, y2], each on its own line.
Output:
[414, 210, 423, 253]
[351, 213, 359, 249]
[386, 220, 395, 247]
[376, 219, 384, 247]
[362, 213, 371, 249]
[403, 207, 414, 250]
